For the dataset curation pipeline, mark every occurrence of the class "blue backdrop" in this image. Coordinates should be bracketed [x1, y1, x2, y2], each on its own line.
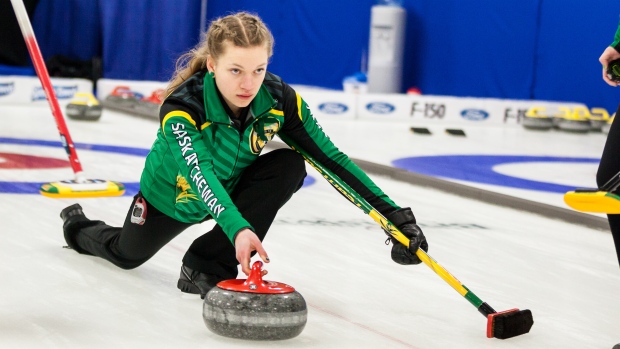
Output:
[19, 0, 620, 112]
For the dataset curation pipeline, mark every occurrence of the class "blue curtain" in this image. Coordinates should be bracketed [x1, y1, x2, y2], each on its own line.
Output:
[27, 0, 620, 111]
[534, 1, 619, 112]
[32, 0, 101, 61]
[98, 0, 202, 81]
[402, 1, 540, 99]
[205, 0, 375, 90]
[32, 0, 201, 81]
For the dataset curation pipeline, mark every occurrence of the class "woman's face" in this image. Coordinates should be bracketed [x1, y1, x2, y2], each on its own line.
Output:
[207, 41, 269, 116]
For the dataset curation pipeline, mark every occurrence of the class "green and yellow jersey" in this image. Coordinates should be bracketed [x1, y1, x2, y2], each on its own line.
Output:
[140, 70, 399, 243]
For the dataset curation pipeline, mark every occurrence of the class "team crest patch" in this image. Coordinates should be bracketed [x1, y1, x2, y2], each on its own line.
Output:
[250, 118, 281, 154]
[175, 175, 198, 203]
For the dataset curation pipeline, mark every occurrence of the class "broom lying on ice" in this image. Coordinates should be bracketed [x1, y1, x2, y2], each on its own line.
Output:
[10, 0, 124, 198]
[285, 138, 534, 339]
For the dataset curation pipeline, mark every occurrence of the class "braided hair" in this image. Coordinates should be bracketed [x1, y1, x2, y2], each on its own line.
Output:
[165, 12, 274, 97]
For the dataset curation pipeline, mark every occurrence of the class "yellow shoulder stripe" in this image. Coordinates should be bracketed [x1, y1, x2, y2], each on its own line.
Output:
[296, 92, 303, 121]
[201, 121, 212, 130]
[269, 109, 284, 116]
[162, 110, 196, 135]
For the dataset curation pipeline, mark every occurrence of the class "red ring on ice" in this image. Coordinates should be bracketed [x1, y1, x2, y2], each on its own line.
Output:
[0, 152, 70, 169]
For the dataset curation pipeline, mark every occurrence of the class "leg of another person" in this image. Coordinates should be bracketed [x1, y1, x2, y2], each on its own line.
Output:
[596, 103, 620, 267]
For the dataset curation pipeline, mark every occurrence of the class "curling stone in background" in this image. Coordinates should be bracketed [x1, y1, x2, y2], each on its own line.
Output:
[522, 106, 553, 130]
[65, 92, 102, 121]
[104, 86, 143, 108]
[203, 261, 307, 340]
[588, 107, 611, 132]
[550, 106, 573, 130]
[556, 106, 590, 133]
[132, 89, 164, 119]
[602, 112, 615, 135]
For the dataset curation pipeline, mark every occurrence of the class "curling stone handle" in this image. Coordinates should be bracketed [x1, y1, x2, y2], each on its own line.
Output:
[217, 260, 295, 293]
[245, 261, 265, 290]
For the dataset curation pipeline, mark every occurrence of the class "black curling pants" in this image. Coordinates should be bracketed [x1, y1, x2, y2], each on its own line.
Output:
[596, 103, 620, 268]
[70, 148, 307, 278]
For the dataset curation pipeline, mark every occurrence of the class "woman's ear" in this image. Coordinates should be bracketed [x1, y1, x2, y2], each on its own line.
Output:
[206, 55, 215, 73]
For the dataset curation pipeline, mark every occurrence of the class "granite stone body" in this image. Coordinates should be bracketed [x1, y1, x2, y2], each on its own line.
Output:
[203, 286, 307, 340]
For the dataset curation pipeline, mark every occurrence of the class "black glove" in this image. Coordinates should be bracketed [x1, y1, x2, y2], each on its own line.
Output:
[384, 207, 428, 265]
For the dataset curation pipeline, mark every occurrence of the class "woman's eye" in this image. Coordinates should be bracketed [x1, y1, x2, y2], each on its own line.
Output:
[231, 69, 240, 74]
[255, 68, 265, 74]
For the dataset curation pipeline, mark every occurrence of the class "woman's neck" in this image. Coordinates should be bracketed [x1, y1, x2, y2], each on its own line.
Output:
[229, 105, 241, 118]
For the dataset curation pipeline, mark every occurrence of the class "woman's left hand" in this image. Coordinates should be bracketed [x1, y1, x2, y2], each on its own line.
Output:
[234, 228, 270, 276]
[599, 46, 620, 86]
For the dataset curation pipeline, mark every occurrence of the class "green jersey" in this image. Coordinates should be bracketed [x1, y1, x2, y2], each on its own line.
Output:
[139, 70, 399, 243]
[613, 18, 620, 50]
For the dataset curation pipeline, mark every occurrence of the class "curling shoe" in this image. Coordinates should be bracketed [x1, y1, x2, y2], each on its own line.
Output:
[177, 264, 223, 299]
[60, 203, 92, 254]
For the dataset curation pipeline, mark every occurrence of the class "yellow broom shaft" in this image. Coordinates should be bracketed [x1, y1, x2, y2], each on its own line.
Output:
[368, 210, 468, 296]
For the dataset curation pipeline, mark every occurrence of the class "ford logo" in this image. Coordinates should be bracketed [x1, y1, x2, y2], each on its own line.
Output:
[460, 109, 489, 121]
[32, 85, 78, 101]
[0, 82, 15, 97]
[366, 102, 395, 114]
[318, 102, 348, 114]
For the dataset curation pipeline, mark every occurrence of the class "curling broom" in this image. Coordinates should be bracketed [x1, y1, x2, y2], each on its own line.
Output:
[10, 0, 124, 198]
[564, 170, 620, 213]
[285, 138, 534, 339]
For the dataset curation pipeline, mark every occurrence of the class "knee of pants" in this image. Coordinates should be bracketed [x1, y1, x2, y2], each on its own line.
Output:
[271, 149, 307, 188]
[113, 258, 149, 270]
[108, 245, 151, 270]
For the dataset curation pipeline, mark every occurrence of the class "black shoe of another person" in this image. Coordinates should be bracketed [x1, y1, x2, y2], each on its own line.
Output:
[60, 203, 90, 253]
[177, 264, 224, 299]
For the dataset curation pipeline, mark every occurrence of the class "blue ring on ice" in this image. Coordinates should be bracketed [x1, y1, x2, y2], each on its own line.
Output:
[392, 155, 600, 193]
[0, 137, 315, 195]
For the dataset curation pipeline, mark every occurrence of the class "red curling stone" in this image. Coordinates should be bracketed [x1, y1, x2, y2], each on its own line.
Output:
[202, 261, 307, 340]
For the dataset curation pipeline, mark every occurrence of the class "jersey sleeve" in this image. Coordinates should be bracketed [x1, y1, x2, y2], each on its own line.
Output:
[612, 17, 620, 51]
[277, 84, 400, 217]
[159, 101, 253, 243]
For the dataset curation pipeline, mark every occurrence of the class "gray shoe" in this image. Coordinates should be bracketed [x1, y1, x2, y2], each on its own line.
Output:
[177, 265, 223, 299]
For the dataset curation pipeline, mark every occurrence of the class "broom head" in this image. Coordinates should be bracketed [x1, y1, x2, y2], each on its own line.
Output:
[486, 308, 534, 339]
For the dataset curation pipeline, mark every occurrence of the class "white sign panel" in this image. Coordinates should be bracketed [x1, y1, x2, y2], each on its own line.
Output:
[357, 93, 589, 127]
[0, 76, 93, 106]
[297, 89, 356, 121]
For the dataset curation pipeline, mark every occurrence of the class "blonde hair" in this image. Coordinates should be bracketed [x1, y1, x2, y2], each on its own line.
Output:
[165, 12, 274, 97]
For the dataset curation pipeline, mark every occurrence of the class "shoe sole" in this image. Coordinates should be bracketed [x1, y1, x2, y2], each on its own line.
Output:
[177, 279, 206, 299]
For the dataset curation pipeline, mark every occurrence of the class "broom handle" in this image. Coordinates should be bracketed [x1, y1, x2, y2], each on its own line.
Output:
[10, 0, 85, 181]
[287, 140, 495, 317]
[600, 170, 620, 192]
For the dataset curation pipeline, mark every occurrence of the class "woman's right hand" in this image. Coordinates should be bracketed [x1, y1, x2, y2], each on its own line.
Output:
[599, 46, 620, 86]
[234, 228, 270, 276]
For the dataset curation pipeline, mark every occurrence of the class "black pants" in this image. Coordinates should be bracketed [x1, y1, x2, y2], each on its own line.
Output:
[596, 103, 620, 267]
[71, 149, 306, 279]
